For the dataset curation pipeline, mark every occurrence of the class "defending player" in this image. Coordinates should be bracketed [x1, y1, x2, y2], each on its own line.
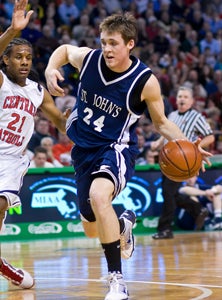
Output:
[45, 13, 212, 300]
[0, 0, 68, 288]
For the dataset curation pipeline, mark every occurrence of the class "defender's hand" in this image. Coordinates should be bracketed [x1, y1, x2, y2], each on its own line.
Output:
[11, 0, 34, 31]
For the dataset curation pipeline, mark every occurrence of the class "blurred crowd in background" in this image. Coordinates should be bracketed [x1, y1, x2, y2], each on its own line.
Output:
[1, 0, 222, 167]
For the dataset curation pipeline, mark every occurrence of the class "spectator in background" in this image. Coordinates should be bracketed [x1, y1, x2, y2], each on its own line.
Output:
[71, 13, 92, 46]
[58, 0, 80, 26]
[205, 69, 222, 97]
[209, 81, 222, 122]
[138, 117, 160, 148]
[26, 0, 44, 29]
[43, 1, 61, 29]
[52, 132, 73, 166]
[59, 29, 77, 46]
[174, 187, 209, 231]
[166, 21, 181, 46]
[35, 24, 60, 63]
[209, 11, 222, 35]
[102, 0, 122, 14]
[20, 17, 42, 44]
[180, 28, 199, 53]
[214, 52, 222, 71]
[146, 16, 160, 43]
[29, 146, 55, 168]
[199, 64, 214, 95]
[200, 31, 220, 57]
[75, 0, 87, 12]
[145, 149, 159, 165]
[157, 8, 172, 31]
[40, 137, 64, 167]
[136, 133, 150, 165]
[179, 176, 222, 230]
[169, 0, 186, 23]
[136, 17, 149, 46]
[2, 0, 14, 25]
[133, 0, 149, 17]
[183, 69, 207, 100]
[89, 1, 107, 28]
[186, 6, 204, 34]
[204, 47, 217, 70]
[33, 57, 48, 86]
[153, 27, 170, 55]
[28, 117, 55, 152]
[55, 83, 76, 112]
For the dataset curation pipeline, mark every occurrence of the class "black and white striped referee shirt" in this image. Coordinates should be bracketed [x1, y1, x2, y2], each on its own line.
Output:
[168, 108, 213, 142]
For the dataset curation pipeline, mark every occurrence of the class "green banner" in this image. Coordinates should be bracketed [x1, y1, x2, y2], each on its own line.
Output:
[0, 217, 158, 241]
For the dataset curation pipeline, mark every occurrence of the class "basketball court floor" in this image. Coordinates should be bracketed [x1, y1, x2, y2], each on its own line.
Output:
[1, 231, 222, 299]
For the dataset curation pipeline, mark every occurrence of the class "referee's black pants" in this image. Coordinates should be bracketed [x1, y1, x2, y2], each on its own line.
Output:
[157, 175, 180, 231]
[157, 175, 202, 231]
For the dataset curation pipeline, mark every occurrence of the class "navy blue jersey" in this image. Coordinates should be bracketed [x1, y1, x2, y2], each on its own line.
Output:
[66, 49, 152, 149]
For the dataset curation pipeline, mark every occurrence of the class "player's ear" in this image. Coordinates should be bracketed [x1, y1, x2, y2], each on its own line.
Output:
[128, 39, 135, 50]
[2, 55, 9, 66]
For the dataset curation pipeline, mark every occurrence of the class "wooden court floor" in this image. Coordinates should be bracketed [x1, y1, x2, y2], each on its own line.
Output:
[1, 231, 222, 299]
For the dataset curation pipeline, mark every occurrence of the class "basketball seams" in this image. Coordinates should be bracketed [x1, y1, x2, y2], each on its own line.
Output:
[175, 140, 191, 175]
[190, 142, 202, 173]
[159, 139, 202, 182]
[161, 148, 187, 172]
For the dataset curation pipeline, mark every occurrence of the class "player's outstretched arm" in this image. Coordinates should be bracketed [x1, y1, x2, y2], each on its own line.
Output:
[0, 0, 33, 56]
[45, 44, 91, 96]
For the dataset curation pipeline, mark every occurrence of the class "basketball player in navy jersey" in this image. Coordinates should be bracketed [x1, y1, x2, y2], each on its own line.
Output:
[0, 0, 68, 289]
[45, 13, 212, 300]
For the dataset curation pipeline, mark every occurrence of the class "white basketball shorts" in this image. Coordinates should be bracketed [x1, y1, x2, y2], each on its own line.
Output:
[0, 154, 30, 208]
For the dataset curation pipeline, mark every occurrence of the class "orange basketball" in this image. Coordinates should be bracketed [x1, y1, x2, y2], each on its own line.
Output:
[159, 139, 203, 182]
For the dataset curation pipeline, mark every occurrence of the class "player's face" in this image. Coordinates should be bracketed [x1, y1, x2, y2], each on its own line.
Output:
[176, 90, 194, 113]
[100, 31, 134, 72]
[3, 44, 33, 86]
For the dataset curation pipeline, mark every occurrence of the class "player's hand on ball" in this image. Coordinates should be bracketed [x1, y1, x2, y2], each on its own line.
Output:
[194, 138, 212, 172]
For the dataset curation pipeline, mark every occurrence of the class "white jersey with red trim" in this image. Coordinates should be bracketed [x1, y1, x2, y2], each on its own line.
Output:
[0, 71, 44, 156]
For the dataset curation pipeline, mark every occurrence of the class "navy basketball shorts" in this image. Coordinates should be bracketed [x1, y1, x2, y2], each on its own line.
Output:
[71, 143, 138, 222]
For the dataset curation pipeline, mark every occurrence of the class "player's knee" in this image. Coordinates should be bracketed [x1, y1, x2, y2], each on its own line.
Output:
[90, 194, 111, 215]
[89, 185, 112, 210]
[89, 178, 114, 214]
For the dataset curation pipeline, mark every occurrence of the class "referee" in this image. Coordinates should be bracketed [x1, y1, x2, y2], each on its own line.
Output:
[151, 85, 215, 239]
